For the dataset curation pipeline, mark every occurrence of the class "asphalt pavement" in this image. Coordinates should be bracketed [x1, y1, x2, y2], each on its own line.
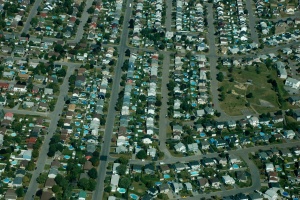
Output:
[21, 0, 43, 33]
[92, 0, 133, 199]
[24, 65, 77, 199]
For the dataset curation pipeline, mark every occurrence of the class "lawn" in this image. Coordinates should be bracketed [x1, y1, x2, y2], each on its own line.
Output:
[219, 64, 293, 115]
[130, 181, 148, 196]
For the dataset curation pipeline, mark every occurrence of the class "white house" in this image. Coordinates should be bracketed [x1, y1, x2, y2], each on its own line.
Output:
[249, 116, 259, 127]
[222, 175, 235, 185]
[171, 182, 183, 193]
[112, 163, 120, 175]
[110, 175, 120, 192]
[265, 163, 275, 172]
[285, 77, 300, 89]
[284, 130, 295, 139]
[147, 147, 156, 158]
[187, 143, 198, 152]
[174, 142, 186, 153]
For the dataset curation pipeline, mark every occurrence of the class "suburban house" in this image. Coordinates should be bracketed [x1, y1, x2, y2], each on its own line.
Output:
[285, 77, 300, 89]
[174, 142, 186, 153]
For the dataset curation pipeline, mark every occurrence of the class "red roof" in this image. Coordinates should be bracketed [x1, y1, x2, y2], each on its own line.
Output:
[4, 112, 13, 118]
[69, 16, 76, 22]
[0, 83, 9, 88]
[26, 137, 37, 144]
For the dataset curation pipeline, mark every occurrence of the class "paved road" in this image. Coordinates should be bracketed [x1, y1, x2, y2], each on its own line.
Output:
[21, 0, 43, 34]
[158, 52, 172, 160]
[245, 0, 259, 44]
[73, 0, 94, 43]
[165, 0, 172, 31]
[24, 66, 76, 199]
[2, 108, 49, 117]
[206, 4, 233, 121]
[92, 0, 133, 199]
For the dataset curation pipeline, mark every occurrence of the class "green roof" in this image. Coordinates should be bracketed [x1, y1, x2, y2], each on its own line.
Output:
[79, 190, 87, 198]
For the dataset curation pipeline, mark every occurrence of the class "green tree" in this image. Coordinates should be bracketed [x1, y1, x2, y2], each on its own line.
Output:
[15, 187, 24, 197]
[216, 72, 224, 82]
[56, 68, 66, 77]
[87, 6, 95, 14]
[36, 173, 48, 184]
[118, 177, 131, 188]
[136, 150, 147, 159]
[78, 178, 89, 190]
[54, 44, 64, 54]
[116, 164, 127, 175]
[52, 185, 61, 193]
[47, 83, 60, 93]
[118, 156, 129, 165]
[88, 168, 98, 179]
[104, 186, 111, 193]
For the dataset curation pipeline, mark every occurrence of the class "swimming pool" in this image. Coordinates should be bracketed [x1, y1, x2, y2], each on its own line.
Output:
[130, 194, 139, 200]
[64, 155, 70, 159]
[200, 133, 206, 137]
[190, 171, 199, 176]
[164, 174, 170, 179]
[75, 122, 81, 126]
[11, 133, 16, 137]
[117, 188, 126, 193]
[232, 164, 239, 169]
[276, 167, 282, 171]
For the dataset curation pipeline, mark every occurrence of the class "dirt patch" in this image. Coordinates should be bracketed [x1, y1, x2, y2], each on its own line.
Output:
[234, 84, 247, 90]
[259, 99, 275, 108]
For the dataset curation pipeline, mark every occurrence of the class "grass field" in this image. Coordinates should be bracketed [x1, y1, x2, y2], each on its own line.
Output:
[219, 64, 293, 116]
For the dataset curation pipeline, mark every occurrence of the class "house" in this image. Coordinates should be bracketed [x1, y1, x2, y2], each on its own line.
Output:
[258, 152, 269, 161]
[39, 102, 48, 111]
[222, 175, 235, 185]
[198, 178, 209, 189]
[204, 106, 214, 115]
[189, 161, 201, 170]
[78, 190, 87, 200]
[174, 142, 186, 153]
[13, 84, 27, 93]
[132, 164, 142, 173]
[48, 167, 58, 178]
[249, 116, 259, 126]
[13, 177, 23, 187]
[23, 101, 34, 108]
[4, 112, 14, 121]
[40, 191, 54, 200]
[236, 171, 247, 183]
[201, 157, 216, 167]
[173, 163, 187, 172]
[51, 160, 60, 169]
[284, 130, 295, 139]
[289, 96, 300, 105]
[68, 104, 76, 112]
[44, 178, 56, 189]
[75, 76, 86, 88]
[187, 143, 198, 152]
[228, 154, 241, 164]
[158, 183, 169, 193]
[5, 189, 17, 200]
[16, 169, 26, 177]
[147, 147, 156, 158]
[200, 140, 210, 150]
[280, 149, 292, 157]
[209, 177, 221, 188]
[147, 187, 158, 197]
[285, 77, 300, 89]
[171, 182, 183, 193]
[218, 157, 228, 166]
[265, 163, 275, 172]
[144, 164, 155, 175]
[160, 165, 170, 174]
[248, 193, 263, 200]
[110, 174, 120, 192]
[44, 88, 53, 95]
[235, 193, 248, 200]
[184, 182, 193, 191]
